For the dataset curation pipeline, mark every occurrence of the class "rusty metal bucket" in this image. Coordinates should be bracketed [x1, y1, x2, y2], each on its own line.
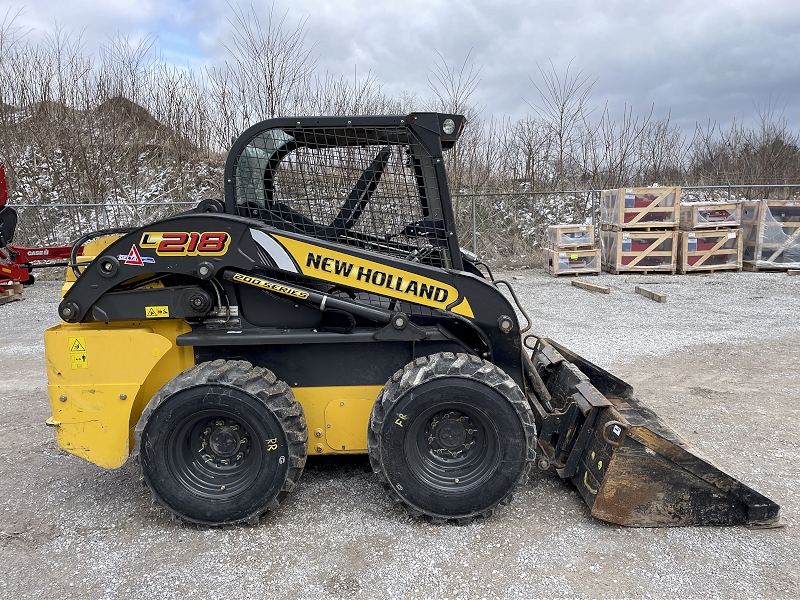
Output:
[527, 338, 782, 528]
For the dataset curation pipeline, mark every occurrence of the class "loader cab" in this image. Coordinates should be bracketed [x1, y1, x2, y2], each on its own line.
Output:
[223, 113, 466, 271]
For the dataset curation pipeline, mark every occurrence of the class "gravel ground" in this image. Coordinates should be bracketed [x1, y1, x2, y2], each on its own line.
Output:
[0, 272, 798, 600]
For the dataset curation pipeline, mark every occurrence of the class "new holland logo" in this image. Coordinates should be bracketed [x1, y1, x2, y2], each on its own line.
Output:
[269, 234, 475, 318]
[118, 245, 155, 266]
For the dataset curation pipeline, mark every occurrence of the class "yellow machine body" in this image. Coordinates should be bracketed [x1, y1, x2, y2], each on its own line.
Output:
[44, 320, 194, 468]
[45, 321, 382, 468]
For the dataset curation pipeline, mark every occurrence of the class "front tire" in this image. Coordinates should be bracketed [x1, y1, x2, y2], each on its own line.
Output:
[135, 360, 307, 525]
[368, 352, 536, 522]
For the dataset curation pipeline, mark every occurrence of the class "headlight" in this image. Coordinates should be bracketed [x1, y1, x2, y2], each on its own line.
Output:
[442, 118, 456, 135]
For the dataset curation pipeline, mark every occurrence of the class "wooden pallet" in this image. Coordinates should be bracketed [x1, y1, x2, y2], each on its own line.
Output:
[605, 266, 676, 275]
[543, 248, 601, 276]
[742, 262, 793, 272]
[741, 200, 800, 269]
[547, 224, 595, 250]
[601, 230, 677, 274]
[677, 230, 742, 274]
[0, 281, 24, 305]
[600, 186, 680, 229]
[601, 223, 678, 232]
[679, 267, 742, 275]
[679, 201, 741, 230]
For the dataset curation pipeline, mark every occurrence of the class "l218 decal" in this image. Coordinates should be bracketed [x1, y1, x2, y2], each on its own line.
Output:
[139, 232, 231, 256]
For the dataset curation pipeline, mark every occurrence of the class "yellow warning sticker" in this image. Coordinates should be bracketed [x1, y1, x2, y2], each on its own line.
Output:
[70, 353, 88, 369]
[69, 337, 86, 352]
[145, 306, 170, 318]
[68, 336, 88, 370]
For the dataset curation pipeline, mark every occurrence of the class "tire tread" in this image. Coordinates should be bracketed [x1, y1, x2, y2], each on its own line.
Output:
[134, 359, 307, 526]
[368, 352, 536, 524]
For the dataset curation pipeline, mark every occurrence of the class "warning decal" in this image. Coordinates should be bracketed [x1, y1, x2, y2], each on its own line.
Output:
[145, 305, 170, 318]
[117, 244, 155, 266]
[68, 336, 88, 370]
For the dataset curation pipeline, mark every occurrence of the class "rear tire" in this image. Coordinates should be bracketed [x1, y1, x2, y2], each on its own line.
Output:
[368, 352, 536, 522]
[135, 360, 307, 525]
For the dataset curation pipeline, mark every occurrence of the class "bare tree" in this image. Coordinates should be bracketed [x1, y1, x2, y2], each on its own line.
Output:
[527, 60, 595, 190]
[205, 0, 317, 147]
[638, 115, 688, 185]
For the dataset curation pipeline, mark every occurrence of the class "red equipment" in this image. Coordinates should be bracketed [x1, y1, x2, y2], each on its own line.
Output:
[0, 163, 77, 287]
[0, 244, 75, 285]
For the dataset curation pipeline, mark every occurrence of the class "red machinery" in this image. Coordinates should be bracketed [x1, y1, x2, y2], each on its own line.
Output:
[0, 163, 77, 287]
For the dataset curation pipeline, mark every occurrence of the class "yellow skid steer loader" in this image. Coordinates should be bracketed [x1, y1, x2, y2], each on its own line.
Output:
[43, 113, 782, 527]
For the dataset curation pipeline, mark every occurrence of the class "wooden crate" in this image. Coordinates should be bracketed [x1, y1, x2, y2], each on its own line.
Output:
[741, 200, 800, 269]
[600, 186, 680, 229]
[677, 230, 742, 273]
[0, 281, 24, 306]
[547, 224, 594, 250]
[543, 248, 601, 276]
[601, 230, 677, 274]
[679, 202, 741, 230]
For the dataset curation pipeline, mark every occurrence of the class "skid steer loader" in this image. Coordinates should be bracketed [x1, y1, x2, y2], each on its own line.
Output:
[43, 113, 782, 527]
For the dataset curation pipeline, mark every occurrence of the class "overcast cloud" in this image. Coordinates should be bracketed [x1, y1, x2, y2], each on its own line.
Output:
[7, 0, 800, 129]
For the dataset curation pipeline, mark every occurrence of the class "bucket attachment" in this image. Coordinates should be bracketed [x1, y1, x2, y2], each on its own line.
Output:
[526, 338, 782, 528]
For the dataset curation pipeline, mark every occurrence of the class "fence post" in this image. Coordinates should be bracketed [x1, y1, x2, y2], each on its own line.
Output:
[101, 197, 109, 229]
[472, 188, 477, 255]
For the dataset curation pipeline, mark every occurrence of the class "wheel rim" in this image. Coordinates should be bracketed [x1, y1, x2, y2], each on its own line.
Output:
[167, 408, 264, 500]
[405, 403, 499, 492]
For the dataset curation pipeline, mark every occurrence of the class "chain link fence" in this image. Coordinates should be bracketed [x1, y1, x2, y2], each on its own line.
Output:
[9, 200, 198, 247]
[9, 184, 800, 267]
[452, 184, 800, 266]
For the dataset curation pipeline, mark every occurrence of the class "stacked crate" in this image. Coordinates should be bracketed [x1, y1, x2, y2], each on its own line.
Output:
[543, 225, 600, 276]
[677, 202, 742, 274]
[741, 200, 800, 271]
[600, 187, 679, 274]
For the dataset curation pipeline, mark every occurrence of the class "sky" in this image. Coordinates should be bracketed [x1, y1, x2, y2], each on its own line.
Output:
[6, 0, 800, 131]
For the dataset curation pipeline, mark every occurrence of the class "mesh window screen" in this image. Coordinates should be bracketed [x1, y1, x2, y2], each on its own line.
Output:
[233, 126, 450, 267]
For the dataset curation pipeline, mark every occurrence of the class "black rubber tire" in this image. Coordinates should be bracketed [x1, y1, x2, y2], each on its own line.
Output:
[134, 360, 307, 525]
[368, 352, 536, 523]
